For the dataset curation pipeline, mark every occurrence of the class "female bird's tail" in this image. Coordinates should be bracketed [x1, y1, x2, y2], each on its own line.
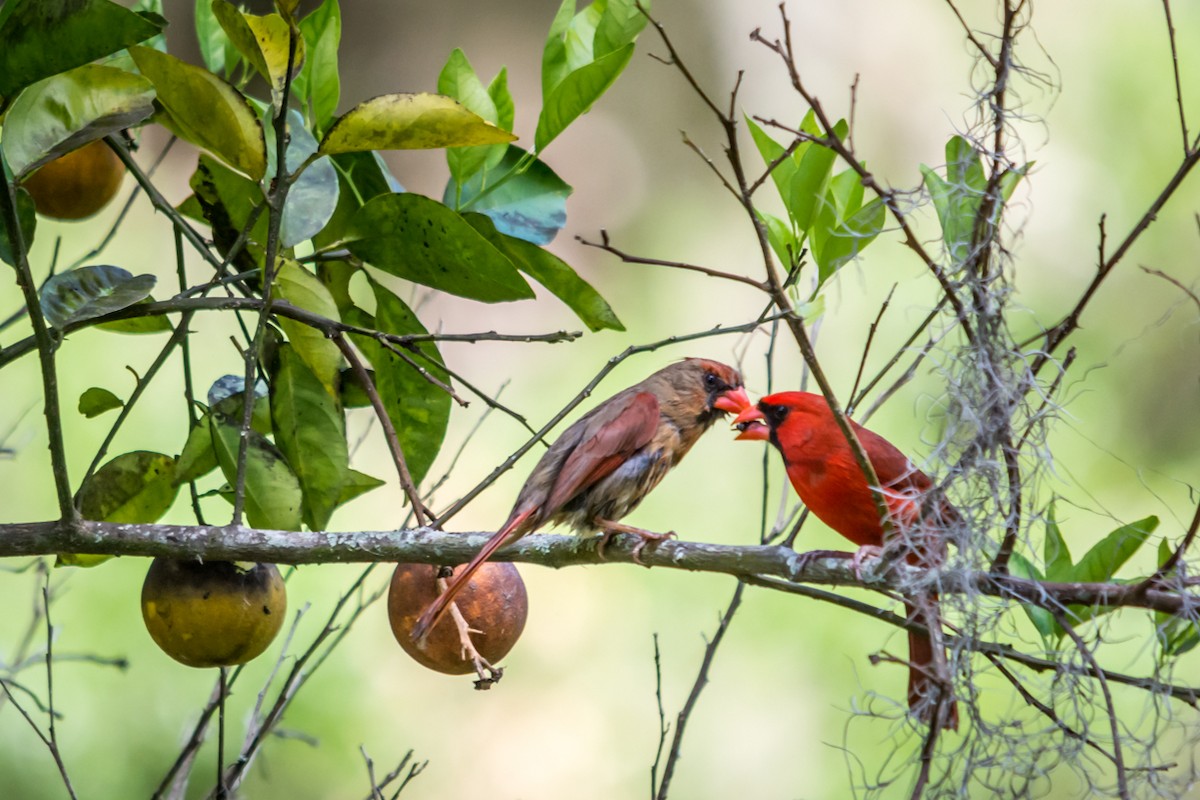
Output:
[410, 509, 534, 643]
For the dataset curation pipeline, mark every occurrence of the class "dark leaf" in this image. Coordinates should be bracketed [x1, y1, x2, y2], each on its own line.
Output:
[293, 0, 341, 131]
[3, 64, 155, 178]
[463, 212, 621, 331]
[0, 0, 163, 101]
[78, 387, 124, 418]
[345, 192, 534, 302]
[270, 343, 348, 530]
[77, 450, 178, 523]
[0, 185, 38, 267]
[40, 265, 156, 329]
[130, 45, 266, 180]
[211, 418, 303, 530]
[347, 290, 449, 486]
[444, 145, 571, 245]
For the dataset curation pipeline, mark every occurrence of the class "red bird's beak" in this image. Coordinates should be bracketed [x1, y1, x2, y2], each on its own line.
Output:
[732, 405, 770, 441]
[712, 386, 752, 415]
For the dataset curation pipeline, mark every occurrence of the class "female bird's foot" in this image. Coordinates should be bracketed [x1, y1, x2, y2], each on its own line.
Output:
[595, 519, 677, 565]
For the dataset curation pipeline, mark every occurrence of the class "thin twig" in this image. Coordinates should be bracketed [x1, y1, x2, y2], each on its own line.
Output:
[652, 582, 744, 800]
[334, 334, 431, 526]
[1055, 612, 1130, 799]
[577, 230, 767, 290]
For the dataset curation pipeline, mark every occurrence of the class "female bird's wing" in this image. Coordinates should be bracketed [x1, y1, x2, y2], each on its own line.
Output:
[542, 391, 661, 514]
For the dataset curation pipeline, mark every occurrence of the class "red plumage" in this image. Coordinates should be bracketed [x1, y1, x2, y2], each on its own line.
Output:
[735, 391, 958, 730]
[411, 358, 750, 643]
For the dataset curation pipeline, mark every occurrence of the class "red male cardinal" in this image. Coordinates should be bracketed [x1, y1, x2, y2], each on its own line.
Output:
[412, 358, 750, 643]
[734, 392, 958, 730]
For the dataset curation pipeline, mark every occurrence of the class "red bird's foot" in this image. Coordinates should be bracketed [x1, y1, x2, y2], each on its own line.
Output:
[851, 545, 885, 580]
[595, 520, 677, 565]
[793, 549, 855, 572]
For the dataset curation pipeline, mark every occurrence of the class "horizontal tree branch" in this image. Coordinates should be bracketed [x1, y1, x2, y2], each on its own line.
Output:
[3, 520, 1197, 618]
[0, 296, 582, 369]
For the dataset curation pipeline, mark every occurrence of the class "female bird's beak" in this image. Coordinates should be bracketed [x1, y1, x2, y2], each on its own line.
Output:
[732, 405, 770, 441]
[712, 385, 752, 414]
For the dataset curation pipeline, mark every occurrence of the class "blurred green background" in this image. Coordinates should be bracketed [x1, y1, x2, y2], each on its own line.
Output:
[2, 0, 1199, 797]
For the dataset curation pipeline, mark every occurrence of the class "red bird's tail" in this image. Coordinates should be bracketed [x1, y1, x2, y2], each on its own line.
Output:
[905, 596, 958, 731]
[410, 509, 534, 643]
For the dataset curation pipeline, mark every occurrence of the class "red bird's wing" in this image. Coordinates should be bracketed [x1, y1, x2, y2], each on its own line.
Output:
[542, 391, 661, 513]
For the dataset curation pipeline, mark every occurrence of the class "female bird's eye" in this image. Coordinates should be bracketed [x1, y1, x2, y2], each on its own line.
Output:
[703, 372, 719, 388]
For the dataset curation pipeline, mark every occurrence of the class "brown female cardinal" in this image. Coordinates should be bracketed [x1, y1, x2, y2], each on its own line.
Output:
[411, 358, 750, 643]
[734, 392, 958, 730]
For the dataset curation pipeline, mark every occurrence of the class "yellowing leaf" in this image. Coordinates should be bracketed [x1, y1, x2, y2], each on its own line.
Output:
[319, 93, 517, 155]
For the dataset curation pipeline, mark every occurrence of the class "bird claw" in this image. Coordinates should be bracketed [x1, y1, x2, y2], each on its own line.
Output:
[851, 545, 886, 580]
[793, 549, 855, 573]
[595, 520, 676, 566]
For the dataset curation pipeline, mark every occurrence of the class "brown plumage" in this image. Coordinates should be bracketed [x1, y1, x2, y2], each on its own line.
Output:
[411, 358, 749, 643]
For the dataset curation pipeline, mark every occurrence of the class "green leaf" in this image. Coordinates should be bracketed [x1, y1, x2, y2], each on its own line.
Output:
[784, 120, 845, 232]
[64, 449, 177, 566]
[1066, 516, 1158, 584]
[130, 45, 267, 180]
[821, 167, 866, 223]
[920, 135, 987, 265]
[945, 135, 986, 191]
[595, 0, 649, 58]
[40, 265, 157, 329]
[0, 185, 37, 268]
[445, 145, 572, 245]
[319, 93, 517, 155]
[94, 299, 174, 334]
[77, 451, 178, 523]
[758, 210, 801, 269]
[536, 42, 634, 152]
[746, 114, 797, 203]
[208, 375, 273, 436]
[811, 196, 885, 284]
[271, 110, 338, 248]
[1043, 514, 1159, 635]
[336, 468, 385, 507]
[194, 0, 228, 75]
[462, 212, 622, 331]
[78, 387, 124, 418]
[1042, 502, 1072, 581]
[270, 343, 348, 530]
[540, 0, 578, 100]
[1008, 551, 1057, 642]
[2, 65, 155, 178]
[187, 153, 268, 264]
[345, 192, 534, 302]
[338, 365, 373, 408]
[273, 259, 342, 392]
[348, 290, 449, 486]
[439, 48, 505, 189]
[211, 0, 304, 109]
[174, 414, 218, 485]
[0, 0, 163, 101]
[312, 151, 400, 250]
[293, 0, 341, 131]
[211, 418, 303, 530]
[1155, 539, 1200, 657]
[488, 68, 515, 137]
